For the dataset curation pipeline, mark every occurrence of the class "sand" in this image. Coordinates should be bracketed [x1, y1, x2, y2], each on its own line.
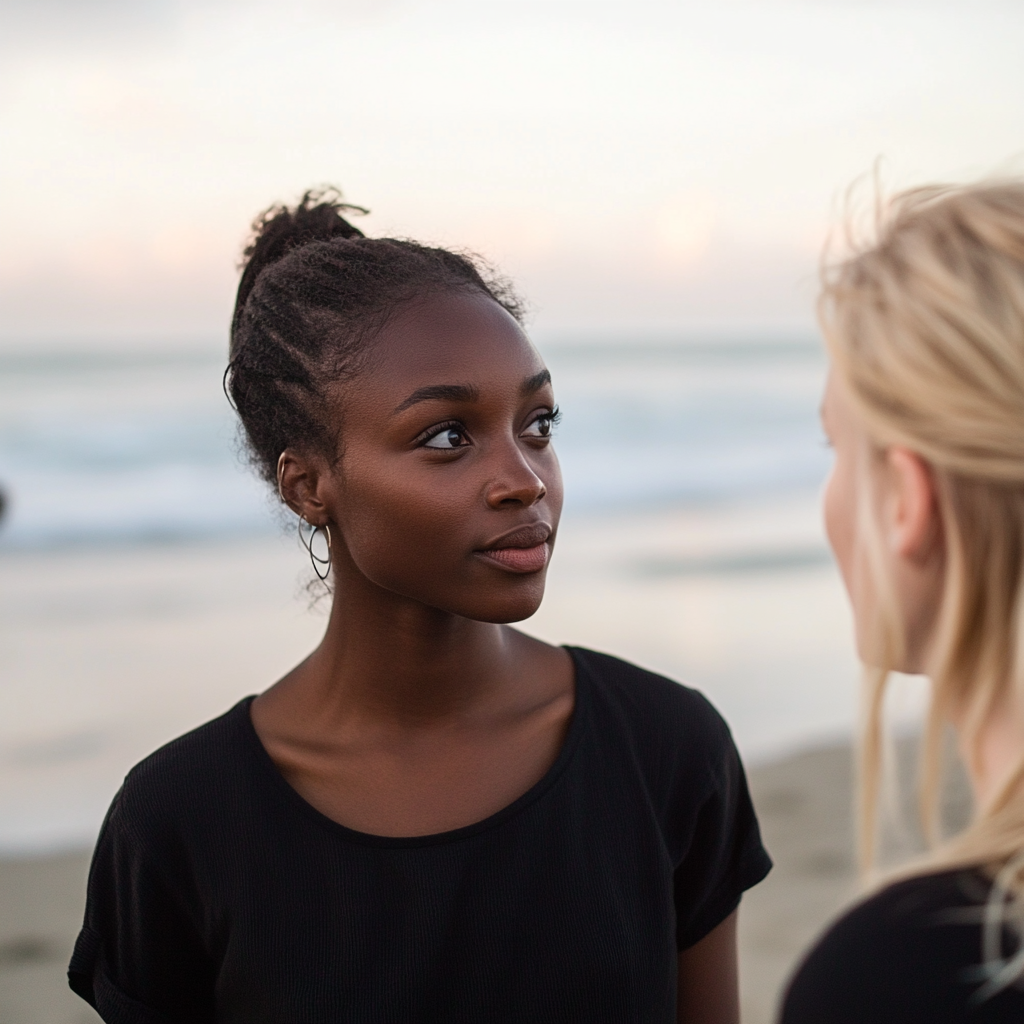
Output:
[0, 851, 99, 1024]
[739, 743, 857, 1023]
[0, 741, 863, 1024]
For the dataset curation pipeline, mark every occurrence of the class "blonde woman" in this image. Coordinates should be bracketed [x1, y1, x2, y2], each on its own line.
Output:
[781, 182, 1024, 1022]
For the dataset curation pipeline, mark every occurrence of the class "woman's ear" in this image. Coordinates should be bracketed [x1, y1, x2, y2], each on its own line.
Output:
[883, 446, 941, 563]
[277, 450, 331, 525]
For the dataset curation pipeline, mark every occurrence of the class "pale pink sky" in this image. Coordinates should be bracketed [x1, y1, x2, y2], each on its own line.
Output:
[1, 0, 1023, 346]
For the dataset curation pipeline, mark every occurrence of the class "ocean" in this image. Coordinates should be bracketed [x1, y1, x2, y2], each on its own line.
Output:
[0, 339, 831, 548]
[0, 338, 865, 851]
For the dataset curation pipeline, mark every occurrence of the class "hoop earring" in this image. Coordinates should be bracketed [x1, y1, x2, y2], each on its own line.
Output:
[298, 518, 333, 581]
[276, 452, 287, 503]
[277, 454, 332, 581]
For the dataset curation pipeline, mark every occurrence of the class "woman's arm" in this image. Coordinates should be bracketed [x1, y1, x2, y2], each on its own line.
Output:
[676, 909, 739, 1024]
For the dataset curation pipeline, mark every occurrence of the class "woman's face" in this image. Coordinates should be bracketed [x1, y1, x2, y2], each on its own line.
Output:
[309, 289, 563, 624]
[821, 367, 943, 672]
[821, 369, 876, 662]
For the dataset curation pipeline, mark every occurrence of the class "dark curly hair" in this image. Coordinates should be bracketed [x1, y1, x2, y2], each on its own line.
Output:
[225, 187, 525, 490]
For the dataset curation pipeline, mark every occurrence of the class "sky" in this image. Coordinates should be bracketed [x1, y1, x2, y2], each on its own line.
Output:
[1, 0, 1023, 347]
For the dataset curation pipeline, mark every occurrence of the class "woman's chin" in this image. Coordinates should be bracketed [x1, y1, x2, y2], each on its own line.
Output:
[459, 584, 548, 625]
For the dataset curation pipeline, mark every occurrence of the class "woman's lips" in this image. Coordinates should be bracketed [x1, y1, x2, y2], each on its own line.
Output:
[477, 543, 549, 574]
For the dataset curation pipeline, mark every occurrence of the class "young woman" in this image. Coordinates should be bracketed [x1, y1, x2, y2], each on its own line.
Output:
[68, 190, 770, 1024]
[781, 182, 1024, 1022]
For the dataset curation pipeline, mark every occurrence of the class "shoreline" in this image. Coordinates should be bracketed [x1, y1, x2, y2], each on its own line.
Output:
[0, 514, 860, 853]
[0, 740, 861, 1024]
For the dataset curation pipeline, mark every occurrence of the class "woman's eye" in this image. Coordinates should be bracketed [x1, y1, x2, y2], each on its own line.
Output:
[522, 413, 555, 439]
[423, 426, 468, 450]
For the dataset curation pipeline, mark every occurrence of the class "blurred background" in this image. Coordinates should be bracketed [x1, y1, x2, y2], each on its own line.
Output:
[0, 1, 1021, 1020]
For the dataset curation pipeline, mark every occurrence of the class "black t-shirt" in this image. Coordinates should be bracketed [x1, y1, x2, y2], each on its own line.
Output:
[781, 868, 1024, 1023]
[69, 646, 771, 1024]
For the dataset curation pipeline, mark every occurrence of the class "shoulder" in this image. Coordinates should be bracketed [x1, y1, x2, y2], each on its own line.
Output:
[568, 646, 731, 763]
[781, 870, 1024, 1023]
[568, 649, 771, 942]
[567, 646, 744, 819]
[108, 698, 258, 843]
[126, 697, 255, 790]
[568, 647, 726, 726]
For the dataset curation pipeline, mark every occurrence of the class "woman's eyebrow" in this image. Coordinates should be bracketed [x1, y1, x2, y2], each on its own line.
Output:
[394, 383, 479, 414]
[521, 369, 551, 395]
[393, 370, 550, 414]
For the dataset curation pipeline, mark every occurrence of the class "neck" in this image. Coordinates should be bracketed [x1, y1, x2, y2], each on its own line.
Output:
[297, 570, 519, 724]
[960, 694, 1024, 812]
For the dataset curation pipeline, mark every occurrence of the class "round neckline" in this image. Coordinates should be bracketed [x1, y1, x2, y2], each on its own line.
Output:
[236, 646, 590, 848]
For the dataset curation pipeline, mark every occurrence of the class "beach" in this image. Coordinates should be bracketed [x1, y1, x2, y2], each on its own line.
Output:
[0, 508, 868, 1023]
[0, 741, 861, 1024]
[0, 342, 869, 1021]
[0, 498, 861, 852]
[1, 0, 1018, 1014]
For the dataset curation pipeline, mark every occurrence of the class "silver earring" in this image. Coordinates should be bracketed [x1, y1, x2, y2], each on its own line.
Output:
[278, 454, 332, 581]
[298, 518, 333, 581]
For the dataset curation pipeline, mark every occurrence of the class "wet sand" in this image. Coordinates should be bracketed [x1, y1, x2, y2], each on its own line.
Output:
[0, 741, 860, 1024]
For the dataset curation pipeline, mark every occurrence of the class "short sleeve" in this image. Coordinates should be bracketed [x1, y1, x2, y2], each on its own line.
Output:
[673, 735, 771, 949]
[68, 786, 217, 1024]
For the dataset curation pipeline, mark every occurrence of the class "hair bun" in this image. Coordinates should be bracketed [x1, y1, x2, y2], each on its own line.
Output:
[233, 186, 368, 332]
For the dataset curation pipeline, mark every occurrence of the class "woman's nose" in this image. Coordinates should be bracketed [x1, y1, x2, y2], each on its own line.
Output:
[484, 443, 547, 508]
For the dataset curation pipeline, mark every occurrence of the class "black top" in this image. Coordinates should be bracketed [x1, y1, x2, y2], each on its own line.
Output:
[69, 646, 771, 1024]
[781, 868, 1024, 1023]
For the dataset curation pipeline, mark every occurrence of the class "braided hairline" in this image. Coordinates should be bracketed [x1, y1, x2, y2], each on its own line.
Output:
[227, 227, 525, 489]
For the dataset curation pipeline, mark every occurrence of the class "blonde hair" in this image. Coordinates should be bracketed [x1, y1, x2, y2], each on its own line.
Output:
[821, 180, 1024, 998]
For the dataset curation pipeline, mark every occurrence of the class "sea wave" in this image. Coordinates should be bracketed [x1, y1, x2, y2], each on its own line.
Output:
[0, 339, 831, 549]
